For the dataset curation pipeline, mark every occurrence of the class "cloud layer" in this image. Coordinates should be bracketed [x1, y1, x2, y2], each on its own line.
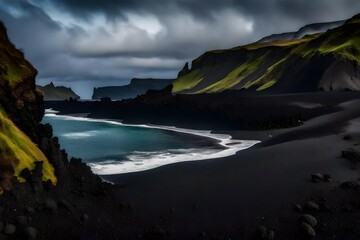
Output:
[0, 0, 360, 98]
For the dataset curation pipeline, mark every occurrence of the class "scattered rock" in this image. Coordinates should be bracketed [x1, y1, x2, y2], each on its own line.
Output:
[4, 224, 16, 235]
[301, 222, 316, 237]
[342, 149, 360, 165]
[44, 198, 57, 212]
[268, 230, 275, 240]
[340, 181, 359, 189]
[20, 168, 32, 181]
[343, 135, 353, 140]
[255, 226, 275, 239]
[305, 201, 320, 211]
[299, 214, 317, 227]
[320, 203, 331, 212]
[24, 227, 37, 240]
[293, 203, 303, 212]
[255, 226, 267, 239]
[26, 207, 36, 214]
[59, 200, 73, 212]
[80, 214, 89, 224]
[311, 173, 324, 183]
[16, 215, 27, 226]
[323, 174, 332, 182]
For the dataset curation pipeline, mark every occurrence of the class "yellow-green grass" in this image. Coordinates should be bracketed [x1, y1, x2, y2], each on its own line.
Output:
[256, 80, 277, 91]
[0, 109, 57, 185]
[174, 19, 360, 94]
[241, 57, 287, 90]
[195, 53, 269, 93]
[172, 69, 203, 93]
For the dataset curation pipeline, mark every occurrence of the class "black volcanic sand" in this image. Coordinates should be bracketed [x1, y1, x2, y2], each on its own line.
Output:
[101, 98, 360, 239]
[41, 92, 360, 239]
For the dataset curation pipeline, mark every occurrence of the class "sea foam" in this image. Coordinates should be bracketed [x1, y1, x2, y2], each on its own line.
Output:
[45, 109, 260, 175]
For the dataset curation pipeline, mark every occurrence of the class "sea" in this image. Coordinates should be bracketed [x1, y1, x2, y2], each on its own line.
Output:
[42, 109, 260, 175]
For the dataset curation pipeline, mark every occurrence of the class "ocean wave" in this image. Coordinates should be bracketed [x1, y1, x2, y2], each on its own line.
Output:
[45, 111, 260, 175]
[62, 130, 100, 139]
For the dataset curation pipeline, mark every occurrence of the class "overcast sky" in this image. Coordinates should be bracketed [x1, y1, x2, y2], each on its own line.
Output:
[0, 0, 360, 98]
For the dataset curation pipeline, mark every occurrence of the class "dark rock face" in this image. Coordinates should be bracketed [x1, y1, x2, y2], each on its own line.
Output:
[0, 22, 130, 239]
[174, 15, 360, 94]
[92, 78, 174, 100]
[178, 62, 190, 77]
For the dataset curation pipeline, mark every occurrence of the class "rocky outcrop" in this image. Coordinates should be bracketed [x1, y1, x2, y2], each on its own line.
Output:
[37, 82, 80, 100]
[178, 62, 190, 77]
[172, 15, 360, 94]
[92, 78, 173, 100]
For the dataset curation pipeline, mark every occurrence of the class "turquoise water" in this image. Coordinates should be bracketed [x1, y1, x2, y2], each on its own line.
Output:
[42, 111, 260, 175]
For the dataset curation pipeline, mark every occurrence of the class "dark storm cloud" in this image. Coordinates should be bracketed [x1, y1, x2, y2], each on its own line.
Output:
[1, 0, 360, 98]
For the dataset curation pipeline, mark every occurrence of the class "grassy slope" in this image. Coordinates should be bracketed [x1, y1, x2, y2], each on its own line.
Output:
[0, 109, 56, 185]
[0, 23, 56, 186]
[173, 14, 360, 93]
[173, 70, 204, 93]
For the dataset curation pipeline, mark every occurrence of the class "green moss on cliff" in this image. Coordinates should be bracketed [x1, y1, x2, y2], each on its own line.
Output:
[172, 14, 360, 94]
[0, 109, 57, 186]
[172, 69, 203, 93]
[0, 22, 57, 189]
[196, 53, 269, 93]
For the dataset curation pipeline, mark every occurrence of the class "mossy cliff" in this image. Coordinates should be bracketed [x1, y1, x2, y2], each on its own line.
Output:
[173, 14, 360, 94]
[0, 22, 56, 190]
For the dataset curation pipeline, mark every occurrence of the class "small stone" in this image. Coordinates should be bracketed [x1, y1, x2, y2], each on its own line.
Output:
[26, 207, 36, 214]
[4, 224, 16, 235]
[44, 198, 57, 212]
[301, 222, 316, 237]
[320, 203, 331, 211]
[294, 203, 303, 212]
[24, 227, 37, 240]
[16, 215, 27, 226]
[256, 226, 267, 238]
[343, 135, 352, 140]
[20, 168, 32, 181]
[81, 214, 89, 223]
[59, 200, 73, 212]
[305, 201, 320, 211]
[299, 214, 317, 227]
[323, 174, 332, 182]
[311, 173, 324, 183]
[268, 230, 275, 240]
[340, 181, 359, 189]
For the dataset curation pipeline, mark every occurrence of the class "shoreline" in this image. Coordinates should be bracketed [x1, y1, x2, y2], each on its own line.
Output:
[44, 110, 260, 175]
[97, 99, 360, 238]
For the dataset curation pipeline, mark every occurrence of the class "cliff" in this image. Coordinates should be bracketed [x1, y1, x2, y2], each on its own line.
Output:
[0, 22, 116, 239]
[37, 82, 80, 100]
[92, 78, 173, 100]
[258, 20, 345, 43]
[173, 14, 360, 94]
[0, 22, 56, 187]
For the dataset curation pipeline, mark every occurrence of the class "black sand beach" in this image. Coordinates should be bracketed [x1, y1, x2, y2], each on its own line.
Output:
[100, 98, 360, 239]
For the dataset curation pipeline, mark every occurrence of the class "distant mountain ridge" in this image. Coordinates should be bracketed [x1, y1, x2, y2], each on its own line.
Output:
[258, 20, 345, 43]
[37, 82, 80, 100]
[172, 14, 360, 94]
[92, 78, 173, 100]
